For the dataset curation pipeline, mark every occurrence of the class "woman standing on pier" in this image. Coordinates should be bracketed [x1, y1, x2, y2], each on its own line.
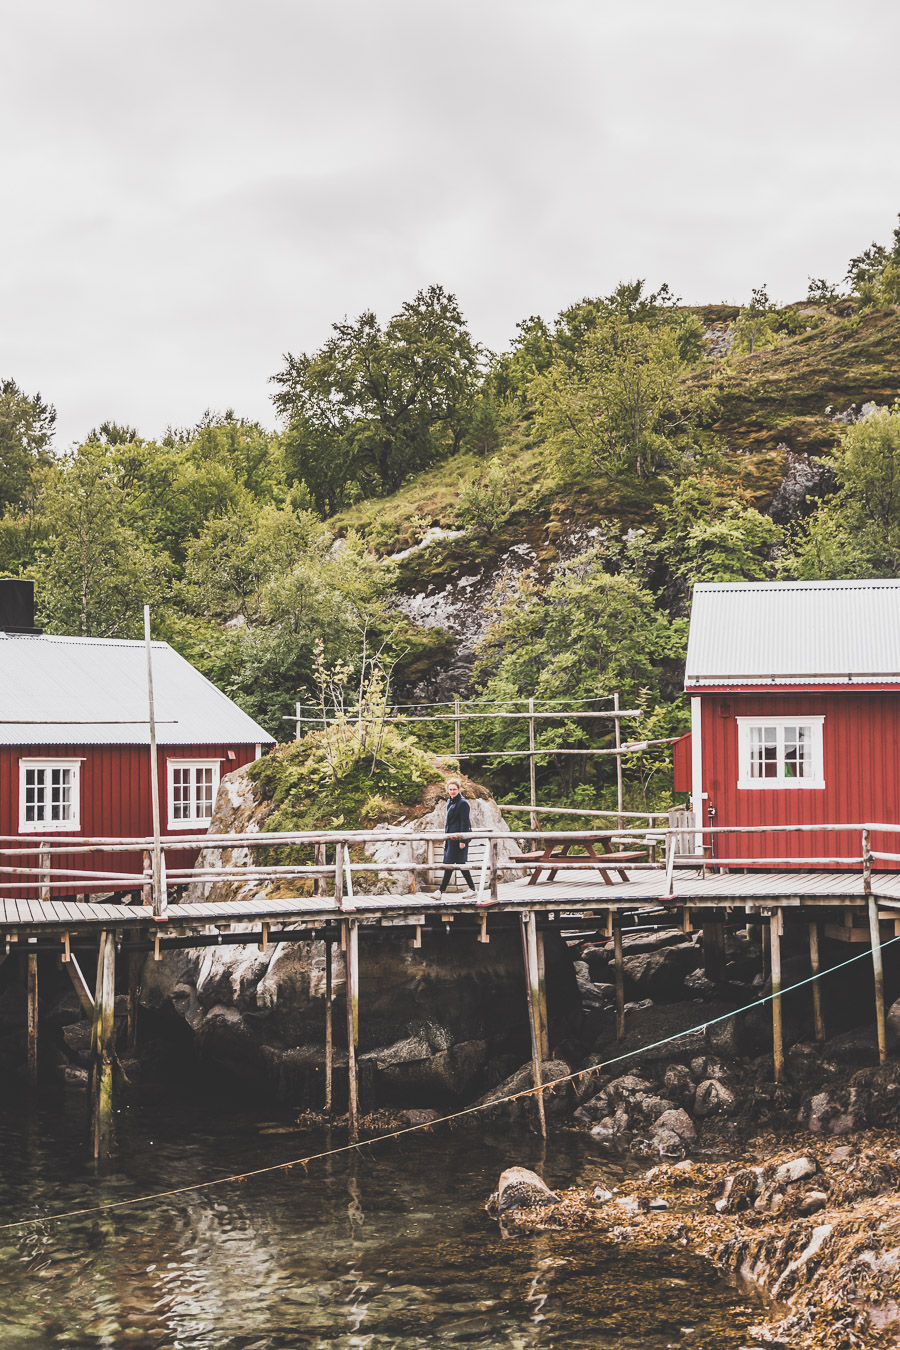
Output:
[432, 778, 477, 898]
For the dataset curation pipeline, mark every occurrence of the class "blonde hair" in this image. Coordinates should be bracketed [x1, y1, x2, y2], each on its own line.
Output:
[446, 777, 460, 789]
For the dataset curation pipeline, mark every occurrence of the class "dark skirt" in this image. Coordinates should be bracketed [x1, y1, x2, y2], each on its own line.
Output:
[442, 838, 469, 865]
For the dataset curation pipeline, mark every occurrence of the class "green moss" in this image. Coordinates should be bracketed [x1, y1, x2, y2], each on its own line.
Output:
[248, 722, 446, 834]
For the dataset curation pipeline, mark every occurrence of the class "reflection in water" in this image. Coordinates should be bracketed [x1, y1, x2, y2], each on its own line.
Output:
[0, 1084, 759, 1348]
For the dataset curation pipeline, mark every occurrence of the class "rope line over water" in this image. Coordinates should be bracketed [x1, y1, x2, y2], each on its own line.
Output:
[3, 933, 899, 1234]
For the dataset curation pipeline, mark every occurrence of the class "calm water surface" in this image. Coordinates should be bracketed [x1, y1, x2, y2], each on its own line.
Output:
[0, 1085, 761, 1350]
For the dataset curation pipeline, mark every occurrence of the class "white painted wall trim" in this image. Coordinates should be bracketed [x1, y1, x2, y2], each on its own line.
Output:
[690, 696, 704, 854]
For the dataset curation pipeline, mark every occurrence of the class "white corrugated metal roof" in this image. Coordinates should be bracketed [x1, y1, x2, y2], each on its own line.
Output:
[0, 633, 275, 745]
[686, 579, 900, 687]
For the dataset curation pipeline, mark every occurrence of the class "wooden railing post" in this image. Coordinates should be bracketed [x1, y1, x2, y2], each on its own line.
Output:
[863, 829, 886, 1064]
[489, 834, 499, 902]
[38, 841, 51, 902]
[334, 841, 344, 910]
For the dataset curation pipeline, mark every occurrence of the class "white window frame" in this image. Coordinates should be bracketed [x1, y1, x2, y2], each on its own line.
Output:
[18, 758, 82, 833]
[167, 759, 221, 829]
[736, 715, 825, 790]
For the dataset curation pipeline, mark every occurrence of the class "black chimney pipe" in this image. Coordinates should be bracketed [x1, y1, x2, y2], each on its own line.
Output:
[0, 579, 41, 634]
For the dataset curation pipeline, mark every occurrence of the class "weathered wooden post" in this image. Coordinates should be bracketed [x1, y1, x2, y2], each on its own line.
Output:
[39, 842, 50, 903]
[613, 691, 624, 832]
[702, 919, 726, 982]
[534, 924, 550, 1061]
[315, 842, 326, 897]
[528, 697, 538, 833]
[454, 697, 461, 758]
[334, 841, 345, 910]
[520, 911, 547, 1140]
[26, 952, 38, 1087]
[489, 835, 499, 903]
[127, 951, 141, 1050]
[613, 917, 626, 1042]
[324, 932, 334, 1114]
[344, 918, 360, 1141]
[863, 829, 886, 1064]
[90, 931, 117, 1159]
[769, 911, 784, 1083]
[808, 921, 825, 1044]
[143, 605, 167, 919]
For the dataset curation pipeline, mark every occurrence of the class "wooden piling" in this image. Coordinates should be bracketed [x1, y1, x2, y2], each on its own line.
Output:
[26, 952, 38, 1087]
[324, 932, 334, 1114]
[521, 912, 547, 1140]
[702, 919, 726, 982]
[127, 951, 141, 1049]
[534, 925, 550, 1061]
[614, 919, 625, 1042]
[344, 919, 360, 1142]
[868, 895, 887, 1065]
[808, 922, 825, 1044]
[769, 912, 784, 1084]
[90, 931, 116, 1159]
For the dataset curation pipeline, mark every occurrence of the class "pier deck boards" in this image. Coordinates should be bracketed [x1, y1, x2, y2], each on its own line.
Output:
[3, 868, 900, 936]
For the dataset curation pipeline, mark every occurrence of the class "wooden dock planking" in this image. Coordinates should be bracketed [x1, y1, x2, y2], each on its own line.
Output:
[0, 869, 896, 937]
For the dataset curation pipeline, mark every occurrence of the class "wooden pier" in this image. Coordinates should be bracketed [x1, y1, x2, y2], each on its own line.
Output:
[4, 819, 900, 1155]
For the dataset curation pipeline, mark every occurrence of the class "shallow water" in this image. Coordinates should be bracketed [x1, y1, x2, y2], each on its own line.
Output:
[0, 1085, 761, 1349]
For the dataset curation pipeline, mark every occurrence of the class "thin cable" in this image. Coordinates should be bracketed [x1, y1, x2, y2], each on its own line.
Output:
[2, 934, 896, 1234]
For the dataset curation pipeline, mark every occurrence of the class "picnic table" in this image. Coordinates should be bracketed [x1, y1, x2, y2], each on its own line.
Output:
[517, 832, 647, 886]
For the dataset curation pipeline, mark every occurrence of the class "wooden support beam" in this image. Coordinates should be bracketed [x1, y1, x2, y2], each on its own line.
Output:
[344, 919, 360, 1142]
[520, 912, 547, 1140]
[126, 951, 141, 1049]
[808, 921, 825, 1045]
[702, 920, 726, 982]
[478, 911, 489, 944]
[614, 919, 625, 1043]
[26, 952, 38, 1087]
[413, 925, 422, 949]
[258, 921, 269, 953]
[868, 896, 887, 1066]
[324, 934, 333, 1114]
[66, 954, 95, 1019]
[770, 912, 784, 1084]
[89, 932, 116, 1159]
[534, 926, 550, 1061]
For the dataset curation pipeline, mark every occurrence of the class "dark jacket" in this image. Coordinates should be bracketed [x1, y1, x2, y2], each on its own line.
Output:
[443, 794, 471, 864]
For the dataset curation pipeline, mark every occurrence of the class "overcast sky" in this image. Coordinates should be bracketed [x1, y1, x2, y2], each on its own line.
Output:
[2, 0, 898, 447]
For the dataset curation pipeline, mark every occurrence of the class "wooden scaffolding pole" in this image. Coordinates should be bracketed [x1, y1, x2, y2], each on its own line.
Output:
[89, 931, 116, 1159]
[143, 605, 167, 919]
[521, 911, 547, 1140]
[808, 921, 825, 1044]
[770, 911, 784, 1084]
[26, 952, 38, 1087]
[528, 697, 538, 833]
[344, 919, 360, 1141]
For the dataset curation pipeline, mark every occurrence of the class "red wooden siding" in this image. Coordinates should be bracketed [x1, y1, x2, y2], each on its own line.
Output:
[0, 743, 259, 898]
[673, 733, 692, 794]
[697, 692, 900, 868]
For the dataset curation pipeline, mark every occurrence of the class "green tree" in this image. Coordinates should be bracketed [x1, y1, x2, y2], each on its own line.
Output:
[32, 443, 165, 637]
[0, 380, 56, 512]
[733, 285, 780, 355]
[533, 312, 706, 480]
[271, 285, 482, 510]
[787, 403, 900, 577]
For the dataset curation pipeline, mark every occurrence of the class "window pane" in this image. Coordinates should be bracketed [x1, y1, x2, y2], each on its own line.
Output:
[25, 767, 42, 822]
[195, 767, 214, 819]
[172, 766, 190, 821]
[750, 726, 778, 777]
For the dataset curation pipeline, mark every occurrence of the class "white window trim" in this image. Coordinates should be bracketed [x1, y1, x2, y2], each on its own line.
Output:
[19, 757, 82, 833]
[736, 715, 825, 790]
[167, 758, 221, 830]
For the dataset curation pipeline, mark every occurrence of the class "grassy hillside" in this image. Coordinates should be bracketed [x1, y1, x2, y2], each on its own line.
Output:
[331, 305, 900, 565]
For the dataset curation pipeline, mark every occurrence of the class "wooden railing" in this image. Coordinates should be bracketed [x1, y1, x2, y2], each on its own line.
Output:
[1, 818, 900, 916]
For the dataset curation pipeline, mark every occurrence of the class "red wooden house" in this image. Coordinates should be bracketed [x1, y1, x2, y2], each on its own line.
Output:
[0, 580, 274, 896]
[676, 579, 900, 868]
